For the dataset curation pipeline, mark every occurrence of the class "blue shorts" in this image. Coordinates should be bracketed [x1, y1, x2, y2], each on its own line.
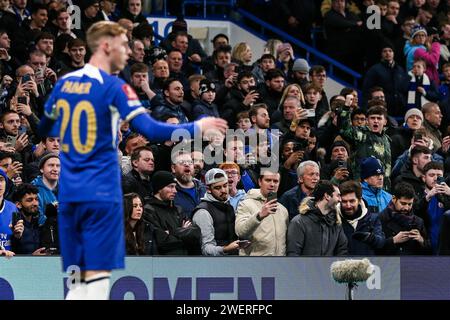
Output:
[59, 201, 125, 272]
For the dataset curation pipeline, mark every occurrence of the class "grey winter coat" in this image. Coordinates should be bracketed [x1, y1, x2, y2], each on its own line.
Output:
[287, 197, 348, 256]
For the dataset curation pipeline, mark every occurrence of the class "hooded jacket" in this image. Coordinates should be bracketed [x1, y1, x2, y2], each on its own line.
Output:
[31, 176, 58, 226]
[340, 201, 385, 255]
[235, 189, 289, 256]
[286, 197, 348, 256]
[361, 181, 392, 214]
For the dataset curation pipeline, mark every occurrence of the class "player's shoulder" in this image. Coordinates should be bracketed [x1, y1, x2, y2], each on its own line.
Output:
[59, 64, 116, 87]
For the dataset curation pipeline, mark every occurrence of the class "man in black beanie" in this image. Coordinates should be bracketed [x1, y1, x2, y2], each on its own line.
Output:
[143, 171, 192, 255]
[321, 140, 352, 183]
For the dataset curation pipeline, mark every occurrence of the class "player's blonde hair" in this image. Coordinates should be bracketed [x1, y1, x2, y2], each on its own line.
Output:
[86, 21, 127, 53]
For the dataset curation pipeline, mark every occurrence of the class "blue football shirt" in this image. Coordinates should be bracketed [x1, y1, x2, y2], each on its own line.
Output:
[43, 64, 197, 203]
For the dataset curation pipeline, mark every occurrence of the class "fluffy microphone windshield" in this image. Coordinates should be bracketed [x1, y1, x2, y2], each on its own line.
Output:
[330, 258, 373, 284]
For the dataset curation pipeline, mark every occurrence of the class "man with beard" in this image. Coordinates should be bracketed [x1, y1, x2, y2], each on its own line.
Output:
[172, 152, 206, 219]
[249, 103, 270, 133]
[287, 180, 348, 256]
[377, 182, 431, 255]
[192, 169, 239, 256]
[191, 148, 205, 183]
[280, 161, 320, 221]
[11, 183, 46, 255]
[122, 146, 154, 203]
[248, 104, 275, 159]
[339, 180, 385, 255]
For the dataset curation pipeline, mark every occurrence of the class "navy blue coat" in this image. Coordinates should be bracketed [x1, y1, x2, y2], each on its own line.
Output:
[362, 60, 409, 117]
[279, 185, 307, 221]
[174, 179, 206, 220]
[192, 100, 220, 120]
[341, 204, 385, 255]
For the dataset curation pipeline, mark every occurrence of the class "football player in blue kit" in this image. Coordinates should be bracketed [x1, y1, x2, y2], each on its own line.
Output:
[39, 21, 227, 300]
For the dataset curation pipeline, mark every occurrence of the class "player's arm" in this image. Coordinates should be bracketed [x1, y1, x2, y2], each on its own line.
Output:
[116, 84, 227, 142]
[129, 109, 227, 142]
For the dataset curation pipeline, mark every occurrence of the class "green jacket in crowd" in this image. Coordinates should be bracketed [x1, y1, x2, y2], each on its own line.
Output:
[338, 107, 392, 191]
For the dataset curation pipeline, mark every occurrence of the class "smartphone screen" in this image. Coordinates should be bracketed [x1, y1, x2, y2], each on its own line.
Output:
[6, 135, 16, 146]
[22, 74, 31, 83]
[17, 96, 27, 105]
[267, 191, 277, 202]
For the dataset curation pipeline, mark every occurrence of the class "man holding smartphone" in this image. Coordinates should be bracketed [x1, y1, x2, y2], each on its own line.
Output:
[235, 170, 288, 256]
[377, 182, 430, 255]
[415, 162, 450, 254]
[0, 110, 30, 156]
[192, 169, 239, 256]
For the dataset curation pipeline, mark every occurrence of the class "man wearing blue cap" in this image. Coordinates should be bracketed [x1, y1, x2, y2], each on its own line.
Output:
[360, 156, 392, 214]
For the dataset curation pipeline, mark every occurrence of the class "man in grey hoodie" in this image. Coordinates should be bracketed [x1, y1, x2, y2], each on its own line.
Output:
[192, 168, 240, 256]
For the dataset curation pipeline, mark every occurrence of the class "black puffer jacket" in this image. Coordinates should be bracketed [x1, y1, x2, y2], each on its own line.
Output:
[144, 197, 189, 255]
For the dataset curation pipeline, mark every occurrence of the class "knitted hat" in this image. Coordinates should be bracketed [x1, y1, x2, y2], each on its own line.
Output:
[198, 79, 216, 96]
[172, 16, 188, 33]
[39, 152, 59, 169]
[404, 108, 424, 123]
[277, 43, 292, 55]
[151, 171, 177, 193]
[411, 24, 427, 39]
[360, 157, 384, 180]
[330, 140, 349, 154]
[292, 58, 310, 73]
[204, 168, 228, 185]
[380, 40, 394, 51]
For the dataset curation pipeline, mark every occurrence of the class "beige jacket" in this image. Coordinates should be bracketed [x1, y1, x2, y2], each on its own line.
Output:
[235, 189, 289, 256]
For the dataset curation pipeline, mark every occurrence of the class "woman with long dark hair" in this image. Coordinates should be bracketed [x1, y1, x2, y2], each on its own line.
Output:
[123, 193, 157, 255]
